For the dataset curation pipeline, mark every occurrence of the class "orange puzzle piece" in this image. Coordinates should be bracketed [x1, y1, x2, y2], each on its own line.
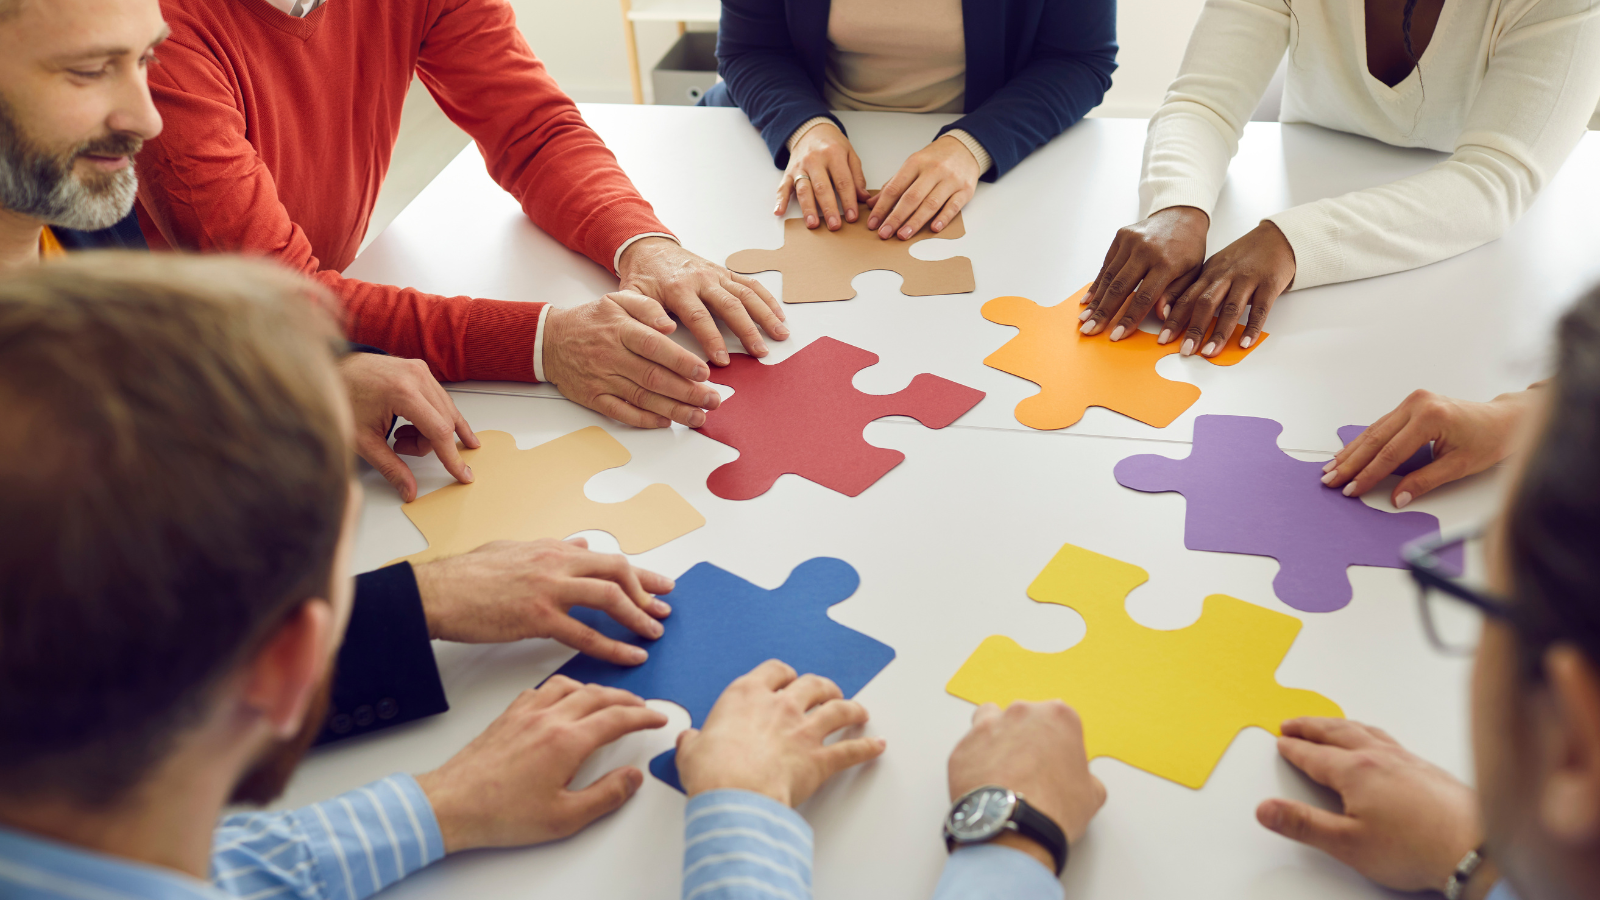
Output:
[726, 214, 974, 304]
[983, 284, 1267, 430]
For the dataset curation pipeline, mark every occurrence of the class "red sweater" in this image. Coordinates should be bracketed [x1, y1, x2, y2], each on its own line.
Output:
[136, 0, 672, 383]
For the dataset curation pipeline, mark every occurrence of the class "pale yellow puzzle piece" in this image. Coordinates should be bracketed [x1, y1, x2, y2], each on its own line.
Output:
[947, 544, 1342, 789]
[390, 428, 705, 565]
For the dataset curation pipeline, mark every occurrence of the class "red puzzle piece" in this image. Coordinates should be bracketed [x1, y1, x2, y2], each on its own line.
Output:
[695, 337, 985, 500]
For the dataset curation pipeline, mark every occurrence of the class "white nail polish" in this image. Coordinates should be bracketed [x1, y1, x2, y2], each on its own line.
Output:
[1079, 308, 1093, 321]
[1322, 460, 1336, 473]
[1079, 320, 1095, 335]
[1202, 341, 1216, 356]
[1161, 304, 1171, 318]
[1158, 328, 1172, 344]
[1240, 335, 1253, 349]
[1395, 492, 1413, 509]
[1321, 470, 1336, 485]
[1110, 325, 1126, 341]
[1342, 482, 1357, 497]
[1181, 338, 1195, 356]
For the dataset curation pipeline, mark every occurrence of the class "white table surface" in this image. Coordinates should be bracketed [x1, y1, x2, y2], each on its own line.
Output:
[277, 106, 1600, 900]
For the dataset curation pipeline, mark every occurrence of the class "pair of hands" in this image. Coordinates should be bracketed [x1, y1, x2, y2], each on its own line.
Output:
[1080, 206, 1294, 357]
[779, 122, 981, 241]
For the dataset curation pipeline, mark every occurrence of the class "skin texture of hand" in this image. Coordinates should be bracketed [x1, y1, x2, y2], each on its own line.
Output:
[779, 121, 871, 232]
[339, 352, 479, 502]
[1322, 388, 1539, 508]
[541, 291, 722, 429]
[1081, 206, 1209, 344]
[1256, 718, 1488, 895]
[675, 659, 886, 808]
[1163, 220, 1296, 357]
[616, 237, 788, 367]
[410, 537, 674, 665]
[867, 134, 981, 241]
[947, 701, 1107, 871]
[415, 677, 668, 852]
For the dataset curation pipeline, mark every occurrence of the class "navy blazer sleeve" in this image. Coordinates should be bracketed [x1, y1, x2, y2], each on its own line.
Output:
[315, 563, 449, 745]
[717, 0, 844, 169]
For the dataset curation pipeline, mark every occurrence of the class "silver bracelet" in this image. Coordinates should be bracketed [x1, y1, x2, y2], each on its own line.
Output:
[1443, 845, 1486, 900]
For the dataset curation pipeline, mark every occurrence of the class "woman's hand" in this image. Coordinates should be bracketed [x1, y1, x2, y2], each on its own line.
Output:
[1323, 387, 1540, 508]
[778, 122, 870, 231]
[1162, 220, 1296, 357]
[867, 134, 982, 240]
[1081, 207, 1209, 342]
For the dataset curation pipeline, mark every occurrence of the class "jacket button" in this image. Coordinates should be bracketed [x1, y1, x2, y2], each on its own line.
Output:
[330, 713, 353, 734]
[353, 705, 375, 727]
[376, 698, 399, 720]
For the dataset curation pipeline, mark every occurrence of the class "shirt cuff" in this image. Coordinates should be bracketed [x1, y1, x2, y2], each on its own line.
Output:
[292, 774, 446, 900]
[932, 844, 1063, 900]
[530, 302, 553, 384]
[683, 789, 813, 899]
[787, 116, 836, 153]
[613, 232, 679, 274]
[1485, 879, 1521, 900]
[944, 129, 993, 175]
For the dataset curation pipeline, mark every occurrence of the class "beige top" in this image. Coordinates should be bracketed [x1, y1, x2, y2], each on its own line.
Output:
[823, 0, 967, 114]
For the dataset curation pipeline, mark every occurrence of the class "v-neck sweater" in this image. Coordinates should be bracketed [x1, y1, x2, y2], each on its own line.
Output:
[1140, 0, 1600, 290]
[135, 0, 672, 383]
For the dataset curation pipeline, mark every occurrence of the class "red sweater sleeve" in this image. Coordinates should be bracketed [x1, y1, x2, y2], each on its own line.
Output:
[414, 0, 672, 271]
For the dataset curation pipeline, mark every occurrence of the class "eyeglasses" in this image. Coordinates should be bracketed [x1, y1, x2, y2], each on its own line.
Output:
[1402, 525, 1515, 655]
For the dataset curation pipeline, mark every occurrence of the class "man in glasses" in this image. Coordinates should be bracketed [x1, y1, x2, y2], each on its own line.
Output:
[1254, 285, 1600, 900]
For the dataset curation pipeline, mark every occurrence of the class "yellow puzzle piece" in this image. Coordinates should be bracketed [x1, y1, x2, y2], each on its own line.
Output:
[947, 544, 1341, 789]
[390, 428, 705, 566]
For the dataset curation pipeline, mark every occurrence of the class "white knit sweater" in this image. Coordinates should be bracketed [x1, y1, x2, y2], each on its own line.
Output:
[1140, 0, 1600, 289]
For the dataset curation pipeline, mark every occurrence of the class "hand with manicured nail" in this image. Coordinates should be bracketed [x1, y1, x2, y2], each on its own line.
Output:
[778, 122, 871, 233]
[1160, 219, 1295, 358]
[415, 677, 668, 852]
[341, 352, 480, 502]
[1081, 206, 1208, 346]
[1323, 386, 1543, 508]
[411, 537, 674, 665]
[616, 237, 789, 368]
[866, 134, 981, 241]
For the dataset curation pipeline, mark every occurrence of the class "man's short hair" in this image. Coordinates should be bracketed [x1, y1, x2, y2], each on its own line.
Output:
[0, 253, 351, 804]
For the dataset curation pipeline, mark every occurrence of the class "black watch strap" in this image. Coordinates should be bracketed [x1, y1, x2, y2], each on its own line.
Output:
[1011, 797, 1069, 876]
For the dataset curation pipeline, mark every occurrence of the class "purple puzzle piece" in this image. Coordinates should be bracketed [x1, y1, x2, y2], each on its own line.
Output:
[1114, 415, 1453, 613]
[1336, 425, 1432, 477]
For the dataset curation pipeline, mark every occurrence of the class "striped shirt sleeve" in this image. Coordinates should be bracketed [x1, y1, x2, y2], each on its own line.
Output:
[210, 774, 445, 900]
[930, 844, 1063, 900]
[682, 790, 813, 900]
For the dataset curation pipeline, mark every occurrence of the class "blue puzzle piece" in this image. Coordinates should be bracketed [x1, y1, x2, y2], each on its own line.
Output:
[550, 557, 896, 791]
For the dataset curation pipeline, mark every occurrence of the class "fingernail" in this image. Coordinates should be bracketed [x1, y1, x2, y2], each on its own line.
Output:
[695, 364, 710, 379]
[807, 215, 818, 227]
[689, 411, 706, 428]
[1395, 491, 1413, 509]
[1181, 338, 1195, 356]
[1322, 460, 1336, 473]
[1110, 325, 1125, 341]
[648, 620, 664, 638]
[1240, 334, 1253, 348]
[846, 210, 857, 222]
[716, 352, 729, 365]
[654, 599, 672, 615]
[1158, 328, 1172, 344]
[628, 646, 649, 663]
[868, 217, 880, 229]
[753, 341, 769, 354]
[828, 216, 839, 229]
[1079, 307, 1093, 322]
[899, 227, 913, 239]
[1081, 294, 1093, 305]
[1202, 341, 1217, 356]
[463, 465, 474, 483]
[1321, 470, 1336, 485]
[775, 324, 791, 338]
[932, 220, 943, 232]
[1161, 303, 1171, 318]
[1260, 805, 1282, 831]
[1079, 320, 1095, 335]
[655, 316, 672, 328]
[1342, 482, 1357, 497]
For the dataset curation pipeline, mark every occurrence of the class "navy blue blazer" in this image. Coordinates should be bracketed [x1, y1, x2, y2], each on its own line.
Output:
[715, 0, 1118, 180]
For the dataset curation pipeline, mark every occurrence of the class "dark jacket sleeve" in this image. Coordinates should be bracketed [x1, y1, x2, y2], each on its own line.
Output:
[941, 0, 1118, 181]
[316, 563, 449, 745]
[717, 0, 842, 170]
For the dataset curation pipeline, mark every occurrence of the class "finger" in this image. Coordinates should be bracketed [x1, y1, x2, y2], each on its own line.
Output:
[971, 702, 1003, 726]
[531, 675, 584, 708]
[1239, 293, 1272, 350]
[775, 172, 794, 216]
[896, 184, 953, 241]
[607, 289, 679, 336]
[1326, 414, 1407, 488]
[795, 174, 821, 229]
[552, 683, 647, 720]
[879, 177, 933, 240]
[418, 372, 479, 450]
[1109, 265, 1185, 342]
[567, 577, 665, 641]
[1177, 277, 1229, 357]
[590, 393, 671, 430]
[729, 272, 786, 328]
[739, 658, 799, 692]
[1202, 281, 1254, 358]
[390, 423, 430, 457]
[546, 614, 649, 666]
[812, 163, 843, 230]
[562, 766, 645, 831]
[816, 735, 887, 776]
[1280, 717, 1388, 750]
[929, 191, 966, 234]
[1256, 798, 1360, 857]
[832, 162, 859, 223]
[780, 673, 844, 711]
[619, 319, 719, 389]
[573, 703, 671, 746]
[605, 370, 714, 429]
[631, 566, 676, 610]
[1276, 736, 1355, 790]
[406, 402, 473, 487]
[582, 552, 670, 617]
[803, 697, 869, 739]
[705, 285, 770, 357]
[1083, 255, 1150, 336]
[1342, 418, 1433, 499]
[1391, 455, 1473, 509]
[1086, 241, 1133, 309]
[867, 172, 910, 232]
[667, 285, 738, 365]
[356, 431, 418, 503]
[1330, 409, 1395, 469]
[847, 151, 870, 203]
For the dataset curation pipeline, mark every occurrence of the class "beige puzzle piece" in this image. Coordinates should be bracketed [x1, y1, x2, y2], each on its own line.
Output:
[727, 215, 975, 303]
[390, 428, 705, 565]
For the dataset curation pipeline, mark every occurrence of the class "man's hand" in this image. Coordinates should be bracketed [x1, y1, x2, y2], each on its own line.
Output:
[340, 353, 478, 502]
[411, 538, 674, 665]
[1322, 388, 1539, 508]
[779, 121, 871, 232]
[675, 659, 885, 807]
[1081, 206, 1209, 342]
[947, 701, 1107, 871]
[1161, 219, 1296, 357]
[542, 291, 722, 429]
[867, 134, 981, 241]
[617, 237, 788, 367]
[1256, 718, 1487, 895]
[415, 677, 668, 852]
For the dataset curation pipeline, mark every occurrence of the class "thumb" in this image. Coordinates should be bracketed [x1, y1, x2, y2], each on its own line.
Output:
[565, 767, 644, 830]
[1256, 798, 1358, 855]
[356, 432, 417, 503]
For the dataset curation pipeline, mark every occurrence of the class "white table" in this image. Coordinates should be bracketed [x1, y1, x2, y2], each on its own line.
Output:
[278, 107, 1600, 900]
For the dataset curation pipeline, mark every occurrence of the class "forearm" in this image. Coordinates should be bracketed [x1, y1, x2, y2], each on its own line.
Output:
[682, 790, 814, 899]
[717, 0, 836, 167]
[945, 56, 1114, 180]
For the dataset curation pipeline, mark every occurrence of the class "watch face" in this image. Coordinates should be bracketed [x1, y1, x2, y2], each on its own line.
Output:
[946, 787, 1016, 843]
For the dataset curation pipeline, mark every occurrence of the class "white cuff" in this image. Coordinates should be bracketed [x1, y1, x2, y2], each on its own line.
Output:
[531, 302, 553, 383]
[613, 232, 679, 274]
[788, 116, 835, 153]
[944, 129, 993, 175]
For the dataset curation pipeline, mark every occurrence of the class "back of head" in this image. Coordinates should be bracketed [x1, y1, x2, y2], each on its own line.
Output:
[0, 253, 350, 805]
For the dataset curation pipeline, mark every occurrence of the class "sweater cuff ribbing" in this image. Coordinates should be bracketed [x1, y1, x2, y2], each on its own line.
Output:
[1140, 182, 1224, 222]
[462, 298, 544, 383]
[788, 116, 836, 152]
[1266, 203, 1342, 291]
[944, 129, 993, 175]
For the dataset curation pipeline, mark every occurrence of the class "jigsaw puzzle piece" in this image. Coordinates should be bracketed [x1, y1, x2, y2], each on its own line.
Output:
[947, 543, 1341, 789]
[726, 215, 974, 304]
[1114, 415, 1451, 613]
[697, 337, 984, 499]
[981, 285, 1265, 430]
[390, 427, 704, 565]
[552, 557, 896, 790]
[1336, 424, 1433, 476]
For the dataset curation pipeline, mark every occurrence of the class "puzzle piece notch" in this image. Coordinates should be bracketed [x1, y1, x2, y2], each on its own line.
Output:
[552, 557, 896, 791]
[1336, 424, 1433, 477]
[390, 428, 705, 566]
[982, 284, 1265, 430]
[726, 214, 975, 304]
[696, 337, 985, 500]
[1114, 415, 1453, 613]
[946, 543, 1342, 789]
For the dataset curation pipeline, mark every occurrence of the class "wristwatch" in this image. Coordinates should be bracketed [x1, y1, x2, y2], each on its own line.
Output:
[943, 785, 1069, 876]
[1444, 845, 1487, 900]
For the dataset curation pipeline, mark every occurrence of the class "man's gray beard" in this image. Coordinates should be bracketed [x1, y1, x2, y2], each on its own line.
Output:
[0, 97, 140, 232]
